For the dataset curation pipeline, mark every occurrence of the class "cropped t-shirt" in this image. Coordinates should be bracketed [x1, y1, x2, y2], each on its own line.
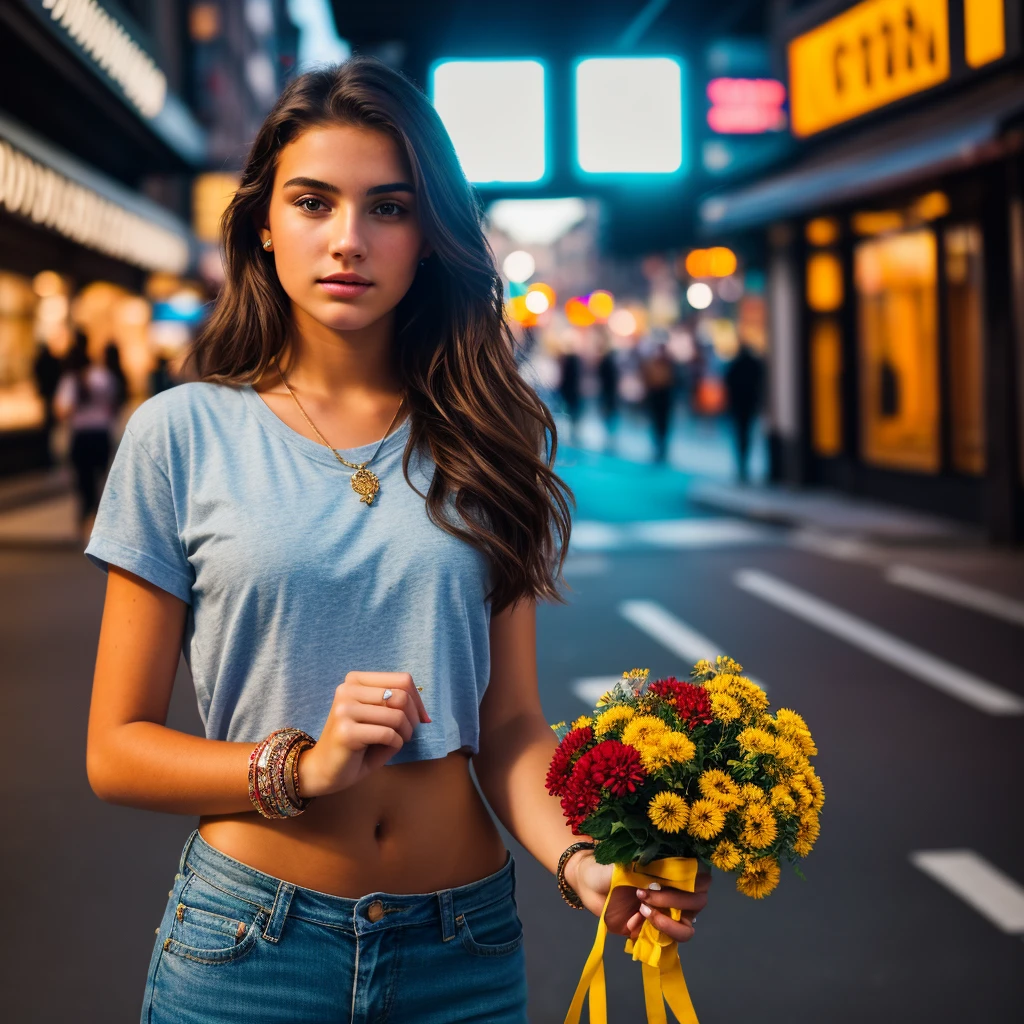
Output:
[85, 382, 494, 764]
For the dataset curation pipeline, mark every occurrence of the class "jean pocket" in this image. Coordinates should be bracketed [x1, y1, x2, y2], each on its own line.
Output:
[163, 872, 265, 966]
[458, 896, 524, 957]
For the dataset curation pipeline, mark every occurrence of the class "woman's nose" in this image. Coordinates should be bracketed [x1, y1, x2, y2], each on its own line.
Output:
[329, 205, 366, 260]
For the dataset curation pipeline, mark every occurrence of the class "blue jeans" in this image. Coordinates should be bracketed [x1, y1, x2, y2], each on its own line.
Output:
[141, 830, 528, 1023]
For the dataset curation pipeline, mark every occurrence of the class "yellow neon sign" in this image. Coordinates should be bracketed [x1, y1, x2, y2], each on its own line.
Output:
[788, 0, 950, 137]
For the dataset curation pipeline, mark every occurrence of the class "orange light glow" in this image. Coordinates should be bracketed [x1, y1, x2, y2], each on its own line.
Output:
[805, 218, 840, 247]
[565, 297, 596, 327]
[684, 249, 711, 277]
[708, 247, 738, 277]
[587, 290, 615, 320]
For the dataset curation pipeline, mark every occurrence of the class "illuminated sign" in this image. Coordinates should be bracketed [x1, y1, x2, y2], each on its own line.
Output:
[707, 78, 787, 134]
[431, 60, 547, 184]
[38, 0, 168, 118]
[575, 57, 686, 175]
[788, 0, 949, 137]
[0, 139, 189, 272]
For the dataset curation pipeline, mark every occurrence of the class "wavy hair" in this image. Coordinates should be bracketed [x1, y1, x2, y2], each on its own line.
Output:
[189, 57, 573, 612]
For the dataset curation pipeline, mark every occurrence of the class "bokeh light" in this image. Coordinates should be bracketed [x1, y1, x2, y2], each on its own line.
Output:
[686, 282, 714, 309]
[708, 247, 738, 277]
[565, 297, 595, 327]
[608, 308, 638, 337]
[587, 290, 614, 320]
[502, 250, 536, 283]
[684, 249, 711, 277]
[524, 289, 550, 314]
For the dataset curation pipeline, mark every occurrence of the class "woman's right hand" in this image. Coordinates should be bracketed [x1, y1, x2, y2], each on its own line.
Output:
[297, 671, 431, 797]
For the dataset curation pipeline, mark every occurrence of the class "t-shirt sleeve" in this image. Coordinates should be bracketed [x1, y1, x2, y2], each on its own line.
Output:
[85, 424, 194, 604]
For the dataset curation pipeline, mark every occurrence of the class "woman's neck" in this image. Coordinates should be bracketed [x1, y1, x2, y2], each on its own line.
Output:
[279, 304, 401, 400]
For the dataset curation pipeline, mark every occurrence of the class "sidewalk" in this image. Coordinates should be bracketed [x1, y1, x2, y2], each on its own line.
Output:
[687, 479, 976, 545]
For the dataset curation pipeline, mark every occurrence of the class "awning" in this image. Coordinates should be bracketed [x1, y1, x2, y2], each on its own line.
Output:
[0, 111, 193, 274]
[699, 73, 1024, 233]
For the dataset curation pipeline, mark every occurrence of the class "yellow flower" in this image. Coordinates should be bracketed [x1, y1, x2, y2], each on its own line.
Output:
[740, 783, 769, 807]
[621, 715, 668, 749]
[715, 655, 743, 674]
[660, 731, 696, 764]
[741, 803, 779, 849]
[640, 742, 671, 772]
[699, 769, 743, 809]
[736, 856, 781, 898]
[648, 791, 689, 833]
[593, 705, 635, 736]
[770, 784, 797, 815]
[571, 715, 593, 731]
[692, 659, 714, 676]
[774, 708, 809, 734]
[793, 810, 821, 856]
[550, 721, 566, 732]
[686, 799, 726, 840]
[805, 770, 825, 811]
[736, 727, 776, 755]
[709, 692, 742, 723]
[710, 839, 742, 871]
[790, 776, 814, 812]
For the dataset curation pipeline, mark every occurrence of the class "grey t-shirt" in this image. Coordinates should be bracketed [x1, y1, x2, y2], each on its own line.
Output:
[85, 381, 493, 764]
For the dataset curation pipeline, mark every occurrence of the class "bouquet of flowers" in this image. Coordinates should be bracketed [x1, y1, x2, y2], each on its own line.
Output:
[548, 658, 823, 1024]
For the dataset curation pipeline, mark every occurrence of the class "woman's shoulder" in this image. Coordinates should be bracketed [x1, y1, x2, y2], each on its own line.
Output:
[123, 381, 246, 451]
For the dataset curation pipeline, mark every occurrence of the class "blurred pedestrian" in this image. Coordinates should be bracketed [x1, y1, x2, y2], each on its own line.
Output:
[32, 339, 62, 462]
[724, 342, 765, 483]
[640, 340, 675, 463]
[558, 348, 583, 443]
[54, 332, 119, 541]
[103, 341, 128, 414]
[148, 354, 176, 395]
[596, 342, 619, 449]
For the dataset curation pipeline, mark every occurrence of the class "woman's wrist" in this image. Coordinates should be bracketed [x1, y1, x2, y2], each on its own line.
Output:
[564, 846, 593, 893]
[295, 744, 325, 798]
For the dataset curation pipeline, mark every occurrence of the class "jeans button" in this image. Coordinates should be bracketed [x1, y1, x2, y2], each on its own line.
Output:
[366, 900, 384, 923]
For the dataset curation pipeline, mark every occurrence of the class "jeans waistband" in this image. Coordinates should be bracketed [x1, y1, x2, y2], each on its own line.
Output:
[178, 829, 516, 940]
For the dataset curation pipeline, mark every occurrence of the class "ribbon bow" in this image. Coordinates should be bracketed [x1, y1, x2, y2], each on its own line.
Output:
[563, 856, 700, 1024]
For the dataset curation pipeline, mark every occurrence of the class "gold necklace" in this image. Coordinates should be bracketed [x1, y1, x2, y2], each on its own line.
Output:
[279, 375, 405, 506]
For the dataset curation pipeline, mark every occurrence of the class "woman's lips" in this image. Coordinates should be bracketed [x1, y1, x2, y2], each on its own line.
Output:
[318, 280, 373, 298]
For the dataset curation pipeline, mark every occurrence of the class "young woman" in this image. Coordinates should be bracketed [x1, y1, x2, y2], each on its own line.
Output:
[84, 57, 709, 1023]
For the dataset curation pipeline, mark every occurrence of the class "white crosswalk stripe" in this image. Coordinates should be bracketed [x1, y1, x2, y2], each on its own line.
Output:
[910, 850, 1024, 934]
[886, 565, 1024, 628]
[571, 677, 624, 707]
[618, 600, 767, 690]
[734, 569, 1024, 716]
[569, 518, 770, 552]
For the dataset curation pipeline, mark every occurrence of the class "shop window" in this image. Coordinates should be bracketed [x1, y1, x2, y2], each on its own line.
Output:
[855, 229, 940, 472]
[811, 317, 843, 457]
[944, 223, 986, 474]
[0, 273, 46, 432]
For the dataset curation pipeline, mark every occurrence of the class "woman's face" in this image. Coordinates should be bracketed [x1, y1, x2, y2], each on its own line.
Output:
[262, 123, 430, 334]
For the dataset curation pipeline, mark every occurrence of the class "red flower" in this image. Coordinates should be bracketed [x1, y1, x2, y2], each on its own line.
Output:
[649, 676, 714, 730]
[560, 769, 601, 834]
[545, 726, 594, 797]
[575, 739, 647, 798]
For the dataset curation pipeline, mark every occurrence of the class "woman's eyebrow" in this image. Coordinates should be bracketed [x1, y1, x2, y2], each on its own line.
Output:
[282, 176, 340, 194]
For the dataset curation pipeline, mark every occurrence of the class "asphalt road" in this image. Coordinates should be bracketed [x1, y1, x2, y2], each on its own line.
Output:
[2, 444, 1022, 1022]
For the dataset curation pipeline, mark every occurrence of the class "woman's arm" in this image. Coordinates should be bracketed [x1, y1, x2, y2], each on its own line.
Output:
[86, 565, 431, 814]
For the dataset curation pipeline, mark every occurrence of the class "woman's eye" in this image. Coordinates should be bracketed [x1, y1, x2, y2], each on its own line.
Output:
[374, 202, 405, 218]
[299, 197, 327, 213]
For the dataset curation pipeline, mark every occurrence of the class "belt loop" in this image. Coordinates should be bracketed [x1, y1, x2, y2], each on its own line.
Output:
[178, 829, 199, 877]
[438, 888, 457, 942]
[263, 880, 296, 943]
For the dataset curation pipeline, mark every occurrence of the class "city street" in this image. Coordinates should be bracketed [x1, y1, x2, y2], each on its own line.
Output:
[2, 439, 1022, 1022]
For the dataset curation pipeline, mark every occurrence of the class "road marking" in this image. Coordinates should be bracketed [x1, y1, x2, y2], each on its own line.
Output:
[886, 564, 1024, 628]
[572, 677, 624, 707]
[562, 554, 610, 577]
[618, 600, 767, 690]
[910, 850, 1024, 934]
[734, 569, 1024, 716]
[787, 528, 879, 563]
[570, 518, 770, 553]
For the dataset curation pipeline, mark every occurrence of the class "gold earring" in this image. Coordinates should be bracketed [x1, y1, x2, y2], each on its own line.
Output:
[262, 238, 272, 250]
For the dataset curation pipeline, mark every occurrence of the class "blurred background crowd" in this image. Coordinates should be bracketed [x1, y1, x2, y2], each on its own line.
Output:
[1, 2, 1022, 1021]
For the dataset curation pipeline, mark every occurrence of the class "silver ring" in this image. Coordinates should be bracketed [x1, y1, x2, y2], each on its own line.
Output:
[691, 915, 698, 926]
[381, 688, 393, 704]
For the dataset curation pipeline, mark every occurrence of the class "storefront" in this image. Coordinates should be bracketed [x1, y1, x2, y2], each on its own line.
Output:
[701, 0, 1024, 541]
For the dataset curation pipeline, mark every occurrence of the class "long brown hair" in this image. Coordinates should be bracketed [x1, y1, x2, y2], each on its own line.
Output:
[190, 56, 573, 612]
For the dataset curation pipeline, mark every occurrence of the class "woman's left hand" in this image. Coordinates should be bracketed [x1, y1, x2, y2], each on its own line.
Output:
[568, 850, 711, 944]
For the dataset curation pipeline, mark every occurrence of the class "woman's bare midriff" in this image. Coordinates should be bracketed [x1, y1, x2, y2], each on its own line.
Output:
[198, 750, 508, 897]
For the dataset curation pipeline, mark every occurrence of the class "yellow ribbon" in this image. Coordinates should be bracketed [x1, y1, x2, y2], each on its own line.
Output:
[563, 857, 699, 1024]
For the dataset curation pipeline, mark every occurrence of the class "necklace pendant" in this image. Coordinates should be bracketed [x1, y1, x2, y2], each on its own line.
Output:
[350, 467, 380, 505]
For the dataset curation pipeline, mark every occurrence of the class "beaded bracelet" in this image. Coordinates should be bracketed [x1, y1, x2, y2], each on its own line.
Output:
[247, 728, 316, 819]
[557, 841, 596, 910]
